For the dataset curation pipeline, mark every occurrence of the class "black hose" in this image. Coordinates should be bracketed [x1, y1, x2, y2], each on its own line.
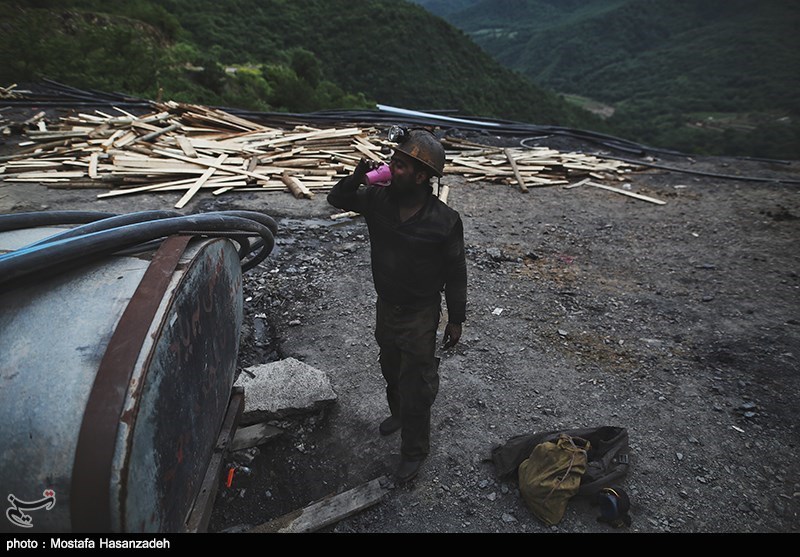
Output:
[215, 210, 278, 236]
[25, 210, 183, 247]
[0, 211, 117, 233]
[0, 212, 277, 287]
[5, 209, 277, 255]
[0, 214, 273, 284]
[209, 211, 279, 269]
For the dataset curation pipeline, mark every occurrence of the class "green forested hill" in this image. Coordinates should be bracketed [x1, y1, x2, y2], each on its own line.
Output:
[0, 0, 602, 130]
[3, 0, 797, 158]
[415, 0, 800, 158]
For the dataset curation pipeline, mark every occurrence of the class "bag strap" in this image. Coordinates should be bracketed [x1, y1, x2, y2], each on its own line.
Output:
[544, 436, 588, 501]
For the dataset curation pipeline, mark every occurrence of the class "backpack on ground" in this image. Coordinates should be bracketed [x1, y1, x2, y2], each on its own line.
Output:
[517, 433, 590, 525]
[492, 425, 630, 524]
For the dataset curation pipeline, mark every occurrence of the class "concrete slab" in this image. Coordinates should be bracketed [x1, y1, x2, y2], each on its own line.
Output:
[234, 357, 337, 424]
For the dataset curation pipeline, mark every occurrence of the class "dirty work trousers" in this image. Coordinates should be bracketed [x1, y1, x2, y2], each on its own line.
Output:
[374, 297, 441, 461]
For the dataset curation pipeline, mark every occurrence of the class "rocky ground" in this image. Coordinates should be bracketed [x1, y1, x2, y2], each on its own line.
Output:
[2, 119, 799, 534]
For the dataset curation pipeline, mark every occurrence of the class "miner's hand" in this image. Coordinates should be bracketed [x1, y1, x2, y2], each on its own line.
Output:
[442, 322, 462, 349]
[354, 158, 377, 184]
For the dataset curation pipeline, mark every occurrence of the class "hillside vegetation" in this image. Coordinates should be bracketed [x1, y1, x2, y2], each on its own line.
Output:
[415, 0, 800, 159]
[4, 0, 796, 158]
[0, 0, 602, 131]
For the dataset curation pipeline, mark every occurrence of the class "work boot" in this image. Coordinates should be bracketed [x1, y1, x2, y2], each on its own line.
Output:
[395, 457, 424, 484]
[379, 415, 401, 436]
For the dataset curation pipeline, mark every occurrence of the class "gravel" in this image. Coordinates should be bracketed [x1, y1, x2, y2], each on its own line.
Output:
[2, 128, 798, 534]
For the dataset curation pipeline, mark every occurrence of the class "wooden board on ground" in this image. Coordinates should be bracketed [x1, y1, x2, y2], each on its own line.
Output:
[586, 180, 666, 205]
[248, 476, 391, 533]
[184, 387, 244, 533]
[229, 421, 284, 452]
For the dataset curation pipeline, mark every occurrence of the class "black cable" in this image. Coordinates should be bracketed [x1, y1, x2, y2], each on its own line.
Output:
[598, 154, 800, 185]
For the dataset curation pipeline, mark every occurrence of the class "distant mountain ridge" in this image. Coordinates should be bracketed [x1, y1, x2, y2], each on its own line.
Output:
[2, 0, 796, 157]
[413, 0, 800, 158]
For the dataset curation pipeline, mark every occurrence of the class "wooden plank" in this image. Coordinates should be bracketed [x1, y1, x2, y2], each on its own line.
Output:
[152, 148, 277, 182]
[101, 129, 125, 149]
[96, 174, 244, 198]
[563, 177, 592, 190]
[248, 476, 390, 533]
[266, 127, 361, 147]
[111, 106, 138, 119]
[229, 422, 283, 452]
[5, 171, 85, 179]
[185, 388, 244, 533]
[586, 181, 666, 205]
[112, 130, 138, 148]
[26, 130, 88, 140]
[439, 184, 450, 205]
[281, 171, 314, 199]
[130, 120, 163, 133]
[353, 142, 384, 163]
[244, 155, 259, 185]
[504, 148, 528, 193]
[175, 154, 227, 209]
[88, 153, 99, 179]
[137, 111, 172, 125]
[449, 157, 508, 175]
[176, 136, 198, 158]
[280, 158, 333, 167]
[136, 123, 181, 143]
[331, 211, 360, 220]
[321, 150, 360, 162]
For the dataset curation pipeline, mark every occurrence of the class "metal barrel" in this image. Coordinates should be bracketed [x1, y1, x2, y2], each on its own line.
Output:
[0, 228, 243, 533]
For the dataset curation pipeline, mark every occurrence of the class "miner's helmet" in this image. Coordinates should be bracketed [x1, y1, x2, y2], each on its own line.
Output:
[596, 486, 632, 528]
[390, 126, 445, 178]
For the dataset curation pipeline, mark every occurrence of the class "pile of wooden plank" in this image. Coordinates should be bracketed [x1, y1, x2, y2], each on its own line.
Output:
[0, 101, 643, 208]
[0, 101, 391, 207]
[443, 137, 638, 192]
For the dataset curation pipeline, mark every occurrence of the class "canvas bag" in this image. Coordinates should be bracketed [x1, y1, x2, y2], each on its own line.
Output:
[517, 434, 590, 525]
[493, 426, 630, 497]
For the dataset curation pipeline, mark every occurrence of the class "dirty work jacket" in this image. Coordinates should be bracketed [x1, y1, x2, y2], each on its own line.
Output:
[327, 175, 467, 324]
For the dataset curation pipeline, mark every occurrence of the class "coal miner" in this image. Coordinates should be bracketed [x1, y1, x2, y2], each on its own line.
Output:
[327, 127, 467, 483]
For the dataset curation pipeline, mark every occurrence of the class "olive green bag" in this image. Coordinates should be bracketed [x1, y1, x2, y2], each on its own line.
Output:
[517, 434, 590, 526]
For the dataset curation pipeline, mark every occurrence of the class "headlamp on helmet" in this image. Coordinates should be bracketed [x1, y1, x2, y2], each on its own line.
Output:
[389, 126, 445, 178]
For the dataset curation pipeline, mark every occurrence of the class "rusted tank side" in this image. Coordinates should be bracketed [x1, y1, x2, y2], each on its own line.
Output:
[0, 231, 242, 533]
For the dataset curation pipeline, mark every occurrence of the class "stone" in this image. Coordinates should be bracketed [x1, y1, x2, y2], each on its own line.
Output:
[235, 357, 337, 423]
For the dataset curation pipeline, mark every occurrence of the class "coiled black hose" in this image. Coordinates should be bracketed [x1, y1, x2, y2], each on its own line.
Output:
[0, 211, 118, 233]
[0, 210, 278, 288]
[21, 209, 280, 265]
[24, 210, 184, 246]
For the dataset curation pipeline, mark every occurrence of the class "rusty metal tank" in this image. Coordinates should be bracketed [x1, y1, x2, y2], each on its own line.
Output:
[0, 227, 243, 533]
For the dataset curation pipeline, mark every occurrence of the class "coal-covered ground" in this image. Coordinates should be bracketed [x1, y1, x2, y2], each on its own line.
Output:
[1, 120, 799, 533]
[209, 139, 800, 534]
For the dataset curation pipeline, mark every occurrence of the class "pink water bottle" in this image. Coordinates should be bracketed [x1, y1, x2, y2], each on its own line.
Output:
[364, 163, 391, 186]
